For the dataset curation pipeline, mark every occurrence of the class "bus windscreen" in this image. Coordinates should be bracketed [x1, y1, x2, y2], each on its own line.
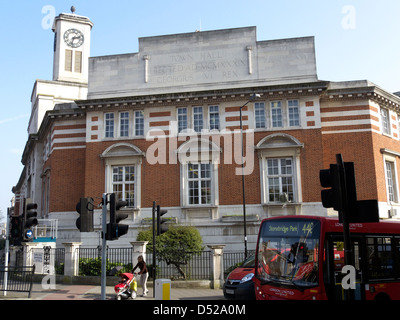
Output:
[256, 218, 321, 289]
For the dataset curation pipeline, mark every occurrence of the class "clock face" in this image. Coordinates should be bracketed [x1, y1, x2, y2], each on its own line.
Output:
[64, 29, 84, 48]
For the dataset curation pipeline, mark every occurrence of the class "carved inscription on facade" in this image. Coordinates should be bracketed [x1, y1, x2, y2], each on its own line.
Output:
[152, 50, 247, 84]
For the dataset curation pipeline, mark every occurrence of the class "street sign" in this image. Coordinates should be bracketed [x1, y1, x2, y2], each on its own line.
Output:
[25, 229, 33, 240]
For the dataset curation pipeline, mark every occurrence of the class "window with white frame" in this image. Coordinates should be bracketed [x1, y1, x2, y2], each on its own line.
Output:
[288, 100, 300, 127]
[209, 105, 220, 130]
[255, 102, 266, 129]
[381, 108, 390, 135]
[193, 106, 204, 132]
[112, 165, 136, 207]
[177, 107, 188, 133]
[188, 163, 212, 205]
[119, 112, 129, 137]
[267, 158, 294, 202]
[271, 101, 283, 128]
[178, 138, 219, 207]
[257, 134, 302, 205]
[105, 113, 115, 138]
[135, 111, 144, 136]
[102, 143, 143, 209]
[385, 160, 398, 203]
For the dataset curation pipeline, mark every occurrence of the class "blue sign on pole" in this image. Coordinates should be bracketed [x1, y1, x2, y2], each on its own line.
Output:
[25, 229, 33, 239]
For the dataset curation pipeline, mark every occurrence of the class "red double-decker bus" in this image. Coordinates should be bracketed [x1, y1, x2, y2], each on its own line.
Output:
[254, 215, 400, 300]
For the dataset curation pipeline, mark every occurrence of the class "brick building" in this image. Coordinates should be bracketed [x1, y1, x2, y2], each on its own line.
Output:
[12, 11, 400, 250]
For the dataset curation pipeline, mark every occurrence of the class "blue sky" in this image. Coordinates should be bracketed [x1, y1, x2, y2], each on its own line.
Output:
[1, 0, 400, 221]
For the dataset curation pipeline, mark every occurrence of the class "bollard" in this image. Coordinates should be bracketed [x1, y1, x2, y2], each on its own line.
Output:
[155, 279, 171, 300]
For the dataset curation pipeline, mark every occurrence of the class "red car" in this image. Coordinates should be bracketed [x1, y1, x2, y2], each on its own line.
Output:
[223, 255, 255, 300]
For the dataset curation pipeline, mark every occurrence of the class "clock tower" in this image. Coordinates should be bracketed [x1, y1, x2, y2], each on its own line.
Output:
[27, 9, 93, 135]
[52, 9, 93, 83]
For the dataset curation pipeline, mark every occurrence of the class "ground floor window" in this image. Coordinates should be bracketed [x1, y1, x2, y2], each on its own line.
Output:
[188, 163, 212, 205]
[112, 165, 136, 207]
[266, 158, 294, 202]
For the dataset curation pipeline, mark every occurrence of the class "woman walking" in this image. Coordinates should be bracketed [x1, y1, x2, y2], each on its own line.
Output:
[132, 255, 149, 296]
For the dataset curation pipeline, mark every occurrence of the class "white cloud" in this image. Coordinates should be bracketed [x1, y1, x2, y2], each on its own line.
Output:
[8, 148, 23, 156]
[0, 113, 29, 125]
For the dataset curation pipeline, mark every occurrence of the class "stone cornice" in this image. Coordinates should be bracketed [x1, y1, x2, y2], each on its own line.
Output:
[76, 81, 329, 111]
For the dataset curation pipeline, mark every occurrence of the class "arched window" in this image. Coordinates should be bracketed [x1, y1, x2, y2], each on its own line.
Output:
[100, 143, 144, 208]
[177, 138, 221, 208]
[256, 133, 304, 206]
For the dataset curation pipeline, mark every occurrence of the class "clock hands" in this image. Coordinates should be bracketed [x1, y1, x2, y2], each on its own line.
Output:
[64, 29, 84, 48]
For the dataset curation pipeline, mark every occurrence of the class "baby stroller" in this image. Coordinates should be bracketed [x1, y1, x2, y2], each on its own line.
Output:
[114, 273, 137, 300]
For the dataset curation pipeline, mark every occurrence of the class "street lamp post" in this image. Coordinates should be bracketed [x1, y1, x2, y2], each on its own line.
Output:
[239, 93, 260, 259]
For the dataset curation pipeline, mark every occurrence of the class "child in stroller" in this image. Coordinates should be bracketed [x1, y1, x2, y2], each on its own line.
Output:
[114, 272, 138, 300]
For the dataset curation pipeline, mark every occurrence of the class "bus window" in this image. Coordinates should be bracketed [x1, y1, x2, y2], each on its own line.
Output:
[367, 237, 395, 279]
[333, 241, 345, 271]
[256, 219, 320, 289]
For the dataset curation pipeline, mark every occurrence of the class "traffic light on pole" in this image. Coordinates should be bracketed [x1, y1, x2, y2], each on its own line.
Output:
[10, 216, 22, 245]
[320, 156, 379, 223]
[320, 164, 343, 212]
[24, 200, 38, 241]
[106, 193, 129, 241]
[156, 205, 169, 236]
[75, 197, 94, 232]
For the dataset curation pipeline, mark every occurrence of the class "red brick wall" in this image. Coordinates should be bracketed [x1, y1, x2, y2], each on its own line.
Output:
[48, 148, 86, 212]
[322, 131, 377, 200]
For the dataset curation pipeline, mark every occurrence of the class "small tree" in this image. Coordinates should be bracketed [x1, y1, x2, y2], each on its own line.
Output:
[137, 225, 204, 279]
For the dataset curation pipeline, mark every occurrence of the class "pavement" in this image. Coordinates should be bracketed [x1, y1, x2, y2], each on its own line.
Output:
[0, 282, 225, 300]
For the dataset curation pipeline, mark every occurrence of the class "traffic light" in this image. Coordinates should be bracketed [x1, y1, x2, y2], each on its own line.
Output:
[156, 205, 169, 236]
[320, 164, 343, 212]
[10, 216, 22, 245]
[320, 155, 379, 223]
[76, 197, 94, 232]
[23, 200, 38, 241]
[106, 193, 129, 240]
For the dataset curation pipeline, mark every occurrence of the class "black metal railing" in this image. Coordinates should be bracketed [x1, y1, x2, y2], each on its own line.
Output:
[77, 246, 133, 276]
[147, 251, 211, 280]
[0, 266, 35, 298]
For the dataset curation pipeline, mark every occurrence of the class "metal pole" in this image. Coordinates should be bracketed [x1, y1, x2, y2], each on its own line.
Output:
[101, 193, 107, 301]
[336, 154, 355, 301]
[3, 208, 10, 296]
[239, 105, 248, 259]
[152, 201, 156, 298]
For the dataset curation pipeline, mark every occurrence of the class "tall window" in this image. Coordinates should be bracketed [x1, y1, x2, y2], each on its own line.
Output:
[135, 111, 144, 136]
[381, 108, 390, 135]
[65, 50, 73, 72]
[255, 102, 266, 129]
[74, 51, 82, 73]
[112, 166, 135, 207]
[105, 113, 114, 138]
[120, 112, 129, 137]
[65, 50, 82, 73]
[209, 105, 220, 130]
[188, 163, 212, 205]
[193, 107, 204, 132]
[177, 107, 188, 133]
[288, 100, 300, 127]
[271, 101, 283, 128]
[386, 161, 398, 202]
[267, 158, 294, 202]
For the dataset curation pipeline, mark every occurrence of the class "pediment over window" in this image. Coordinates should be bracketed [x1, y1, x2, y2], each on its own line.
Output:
[100, 143, 144, 159]
[256, 133, 304, 150]
[177, 138, 221, 163]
